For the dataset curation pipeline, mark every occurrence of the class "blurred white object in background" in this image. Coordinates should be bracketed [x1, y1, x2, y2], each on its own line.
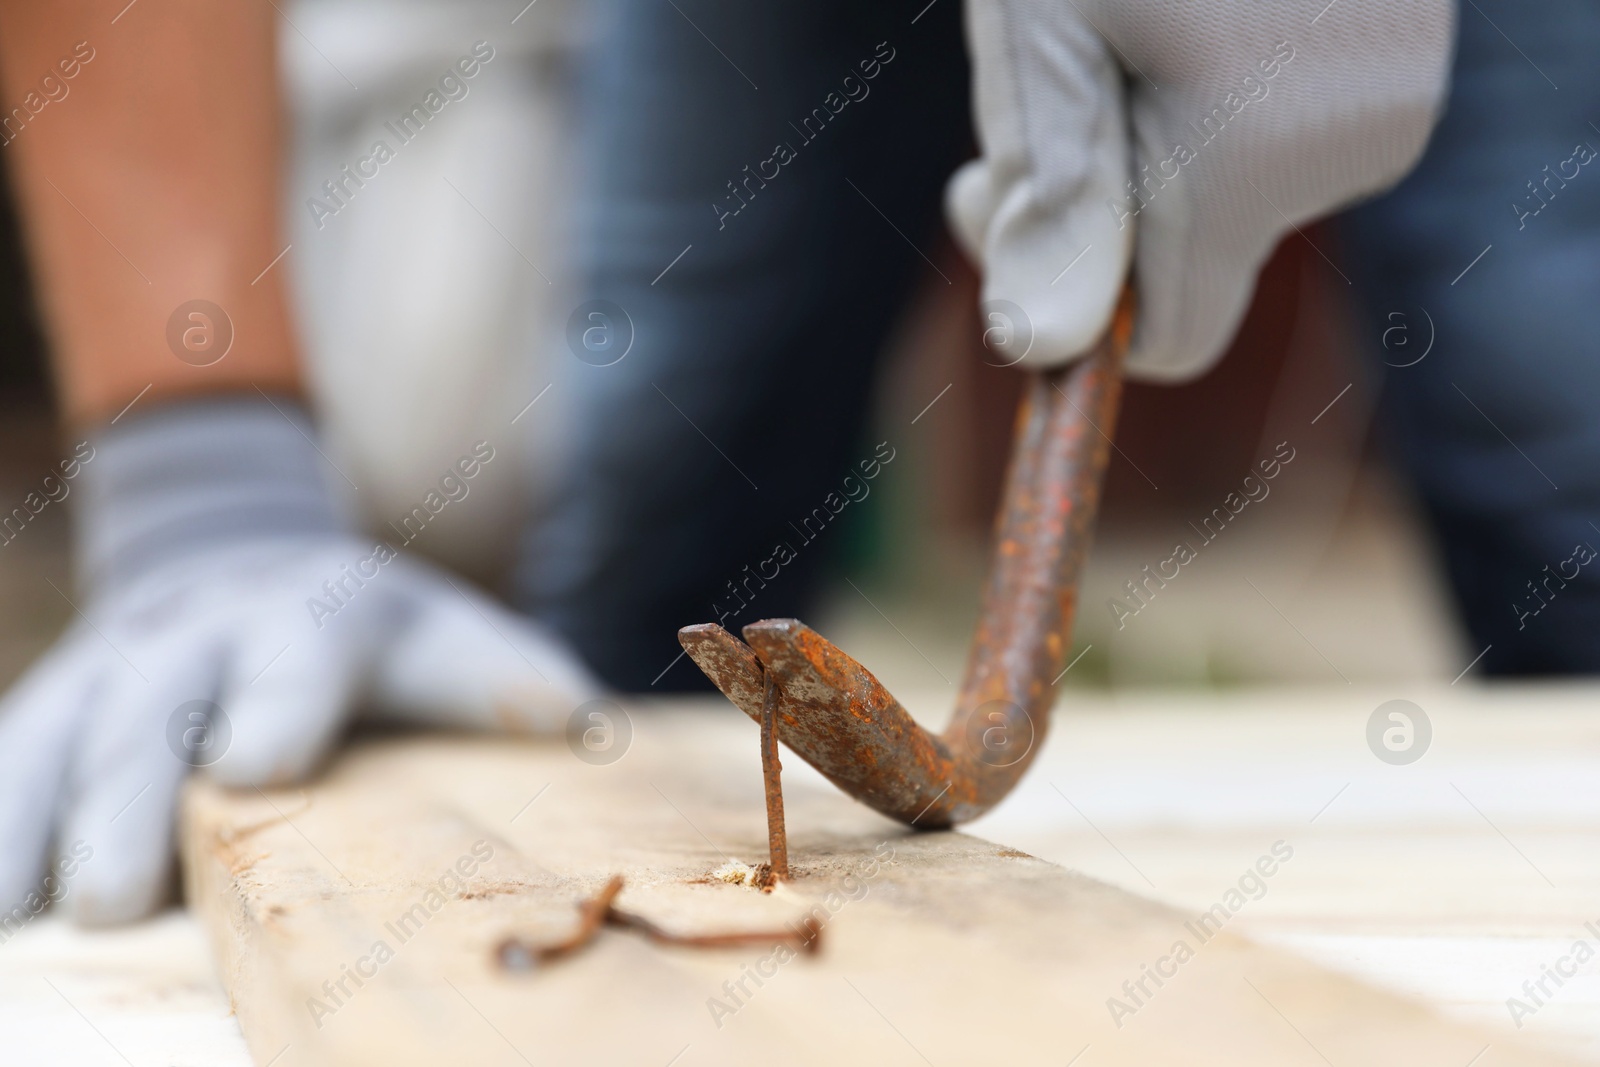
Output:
[279, 0, 584, 583]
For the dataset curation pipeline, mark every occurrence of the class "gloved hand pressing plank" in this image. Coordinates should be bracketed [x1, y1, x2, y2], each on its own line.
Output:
[947, 0, 1455, 377]
[0, 398, 600, 924]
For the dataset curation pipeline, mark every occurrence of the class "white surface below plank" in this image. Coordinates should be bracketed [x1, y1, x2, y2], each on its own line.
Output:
[0, 910, 251, 1066]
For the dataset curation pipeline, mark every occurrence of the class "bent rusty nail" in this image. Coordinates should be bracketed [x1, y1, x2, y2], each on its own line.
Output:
[680, 288, 1134, 830]
[606, 906, 821, 956]
[495, 875, 821, 970]
[496, 874, 623, 968]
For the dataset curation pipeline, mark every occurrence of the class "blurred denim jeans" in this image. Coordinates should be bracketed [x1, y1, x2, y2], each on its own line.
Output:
[515, 0, 970, 689]
[1343, 0, 1600, 672]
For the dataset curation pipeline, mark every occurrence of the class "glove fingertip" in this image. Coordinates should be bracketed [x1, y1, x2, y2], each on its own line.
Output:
[1121, 216, 1267, 383]
[55, 829, 173, 926]
[205, 734, 327, 788]
[67, 873, 171, 927]
[944, 159, 994, 265]
[981, 233, 1131, 368]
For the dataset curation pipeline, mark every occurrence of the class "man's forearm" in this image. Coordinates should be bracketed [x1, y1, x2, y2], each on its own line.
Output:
[0, 0, 303, 426]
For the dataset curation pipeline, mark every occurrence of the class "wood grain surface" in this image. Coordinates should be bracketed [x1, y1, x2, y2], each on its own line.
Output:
[181, 704, 1576, 1066]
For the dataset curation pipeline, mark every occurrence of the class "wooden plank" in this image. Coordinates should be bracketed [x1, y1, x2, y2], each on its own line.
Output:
[967, 684, 1600, 1056]
[181, 706, 1575, 1066]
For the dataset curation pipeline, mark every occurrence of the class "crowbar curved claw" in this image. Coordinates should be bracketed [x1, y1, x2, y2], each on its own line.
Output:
[680, 289, 1134, 830]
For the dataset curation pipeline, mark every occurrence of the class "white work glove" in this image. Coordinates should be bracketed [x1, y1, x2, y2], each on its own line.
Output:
[948, 0, 1455, 378]
[0, 397, 601, 924]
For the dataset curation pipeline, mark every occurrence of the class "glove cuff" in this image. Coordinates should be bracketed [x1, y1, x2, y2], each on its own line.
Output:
[75, 395, 348, 598]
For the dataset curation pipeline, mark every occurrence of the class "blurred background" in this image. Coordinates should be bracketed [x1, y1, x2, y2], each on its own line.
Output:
[6, 6, 1598, 1062]
[0, 0, 1471, 700]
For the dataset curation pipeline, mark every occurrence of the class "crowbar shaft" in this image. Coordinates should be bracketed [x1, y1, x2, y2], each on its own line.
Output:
[680, 289, 1134, 829]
